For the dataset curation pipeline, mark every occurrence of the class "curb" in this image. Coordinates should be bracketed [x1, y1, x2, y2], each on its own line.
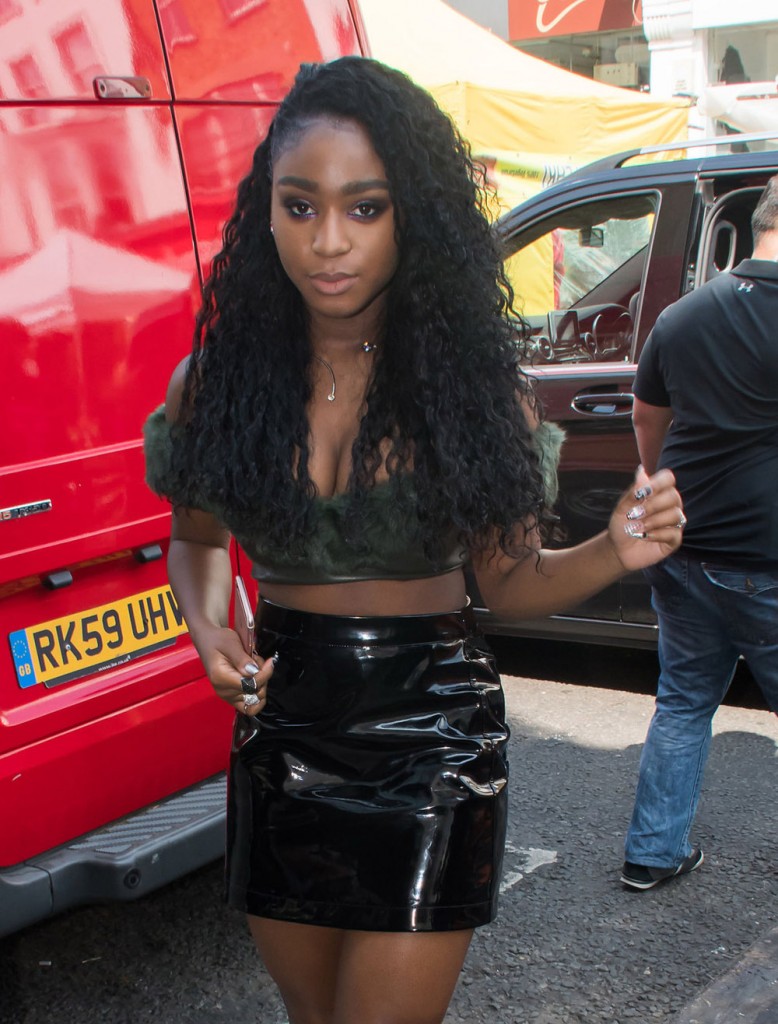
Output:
[672, 926, 778, 1023]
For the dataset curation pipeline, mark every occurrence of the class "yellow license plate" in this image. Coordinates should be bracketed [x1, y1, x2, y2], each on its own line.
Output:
[10, 586, 188, 689]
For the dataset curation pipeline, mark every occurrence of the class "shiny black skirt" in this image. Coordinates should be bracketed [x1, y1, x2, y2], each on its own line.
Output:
[225, 598, 508, 932]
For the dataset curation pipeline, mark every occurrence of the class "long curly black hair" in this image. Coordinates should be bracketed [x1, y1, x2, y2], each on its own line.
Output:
[170, 56, 545, 558]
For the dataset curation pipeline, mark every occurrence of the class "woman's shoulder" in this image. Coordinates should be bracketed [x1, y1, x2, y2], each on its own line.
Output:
[142, 356, 191, 499]
[142, 365, 222, 518]
[163, 355, 192, 422]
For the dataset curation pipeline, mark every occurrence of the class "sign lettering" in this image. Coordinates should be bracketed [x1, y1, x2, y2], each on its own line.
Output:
[509, 0, 642, 40]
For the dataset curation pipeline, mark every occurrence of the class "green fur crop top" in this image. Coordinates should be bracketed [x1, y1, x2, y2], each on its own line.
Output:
[142, 405, 564, 586]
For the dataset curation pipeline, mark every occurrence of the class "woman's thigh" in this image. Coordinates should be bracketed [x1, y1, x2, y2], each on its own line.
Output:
[248, 916, 473, 1024]
[248, 916, 345, 1023]
[333, 928, 474, 1024]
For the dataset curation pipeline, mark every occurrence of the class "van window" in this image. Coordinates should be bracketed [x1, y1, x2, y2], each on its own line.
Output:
[504, 194, 657, 364]
[696, 184, 762, 287]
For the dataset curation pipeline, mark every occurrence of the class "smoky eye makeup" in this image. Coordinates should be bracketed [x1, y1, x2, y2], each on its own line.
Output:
[282, 198, 316, 217]
[351, 198, 391, 218]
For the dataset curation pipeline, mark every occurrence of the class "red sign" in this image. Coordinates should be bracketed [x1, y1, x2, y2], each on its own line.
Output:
[509, 0, 642, 40]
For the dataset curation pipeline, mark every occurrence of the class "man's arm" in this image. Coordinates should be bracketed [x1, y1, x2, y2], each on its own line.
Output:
[632, 397, 674, 475]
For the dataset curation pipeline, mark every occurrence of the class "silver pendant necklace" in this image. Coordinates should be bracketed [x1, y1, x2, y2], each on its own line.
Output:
[313, 341, 376, 403]
[313, 354, 337, 402]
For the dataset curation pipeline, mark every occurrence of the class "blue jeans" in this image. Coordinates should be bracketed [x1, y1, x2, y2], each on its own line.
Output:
[625, 552, 778, 867]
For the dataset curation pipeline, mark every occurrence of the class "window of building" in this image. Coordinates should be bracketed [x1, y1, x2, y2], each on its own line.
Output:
[0, 0, 21, 28]
[45, 142, 91, 234]
[515, 28, 649, 90]
[705, 23, 778, 138]
[10, 53, 47, 99]
[218, 0, 267, 23]
[10, 53, 49, 125]
[54, 22, 104, 94]
[158, 0, 197, 46]
[709, 22, 778, 86]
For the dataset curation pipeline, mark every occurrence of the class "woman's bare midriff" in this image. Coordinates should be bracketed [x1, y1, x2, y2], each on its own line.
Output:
[261, 570, 469, 617]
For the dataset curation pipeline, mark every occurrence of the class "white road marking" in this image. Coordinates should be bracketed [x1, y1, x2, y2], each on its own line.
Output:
[500, 843, 558, 893]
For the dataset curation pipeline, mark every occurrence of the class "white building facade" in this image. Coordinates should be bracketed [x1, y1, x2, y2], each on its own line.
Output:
[643, 0, 778, 133]
[445, 0, 778, 135]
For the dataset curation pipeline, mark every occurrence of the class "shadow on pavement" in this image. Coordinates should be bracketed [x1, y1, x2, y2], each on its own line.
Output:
[1, 678, 775, 1024]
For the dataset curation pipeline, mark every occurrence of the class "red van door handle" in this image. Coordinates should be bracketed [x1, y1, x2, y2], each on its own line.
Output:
[571, 391, 634, 417]
[93, 76, 152, 100]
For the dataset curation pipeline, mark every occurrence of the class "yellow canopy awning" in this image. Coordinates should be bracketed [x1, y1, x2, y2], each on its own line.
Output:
[360, 0, 689, 211]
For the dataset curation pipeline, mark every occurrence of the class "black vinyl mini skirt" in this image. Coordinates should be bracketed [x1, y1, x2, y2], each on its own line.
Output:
[225, 598, 509, 932]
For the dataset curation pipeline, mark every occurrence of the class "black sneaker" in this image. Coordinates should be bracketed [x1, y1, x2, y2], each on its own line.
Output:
[620, 848, 704, 891]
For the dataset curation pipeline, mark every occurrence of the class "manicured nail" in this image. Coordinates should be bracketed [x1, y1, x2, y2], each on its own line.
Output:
[243, 663, 258, 675]
[626, 505, 646, 520]
[272, 652, 280, 665]
[624, 523, 647, 539]
[634, 485, 652, 501]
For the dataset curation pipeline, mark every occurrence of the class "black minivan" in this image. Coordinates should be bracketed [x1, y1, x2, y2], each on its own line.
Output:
[472, 132, 778, 649]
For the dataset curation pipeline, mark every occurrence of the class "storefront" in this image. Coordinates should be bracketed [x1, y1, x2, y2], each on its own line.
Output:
[641, 1, 778, 134]
[447, 1, 777, 133]
[508, 0, 648, 90]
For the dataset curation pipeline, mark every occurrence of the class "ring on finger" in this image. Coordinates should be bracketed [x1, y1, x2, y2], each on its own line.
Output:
[243, 693, 261, 709]
[240, 675, 258, 695]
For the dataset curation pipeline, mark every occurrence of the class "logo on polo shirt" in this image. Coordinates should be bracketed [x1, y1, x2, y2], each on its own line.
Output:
[737, 282, 754, 292]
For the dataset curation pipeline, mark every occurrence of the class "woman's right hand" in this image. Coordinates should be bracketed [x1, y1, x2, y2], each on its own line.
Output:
[193, 624, 275, 718]
[164, 501, 273, 717]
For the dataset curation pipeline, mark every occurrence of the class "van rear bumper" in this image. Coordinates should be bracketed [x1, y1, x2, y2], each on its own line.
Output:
[0, 773, 226, 939]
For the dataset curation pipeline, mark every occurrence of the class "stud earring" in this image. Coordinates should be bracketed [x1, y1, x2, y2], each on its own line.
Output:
[270, 223, 275, 235]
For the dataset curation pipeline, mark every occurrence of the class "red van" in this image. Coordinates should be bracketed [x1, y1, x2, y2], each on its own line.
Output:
[0, 0, 367, 938]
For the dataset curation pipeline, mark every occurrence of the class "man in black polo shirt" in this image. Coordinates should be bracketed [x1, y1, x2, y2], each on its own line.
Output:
[621, 176, 778, 891]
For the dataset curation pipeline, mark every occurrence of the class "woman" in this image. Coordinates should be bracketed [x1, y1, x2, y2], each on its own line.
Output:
[144, 58, 684, 1024]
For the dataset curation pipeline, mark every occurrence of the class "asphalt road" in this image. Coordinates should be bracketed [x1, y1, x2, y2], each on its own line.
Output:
[2, 642, 776, 1024]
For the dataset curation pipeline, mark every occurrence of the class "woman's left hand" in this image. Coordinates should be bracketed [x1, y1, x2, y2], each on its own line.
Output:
[608, 465, 685, 572]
